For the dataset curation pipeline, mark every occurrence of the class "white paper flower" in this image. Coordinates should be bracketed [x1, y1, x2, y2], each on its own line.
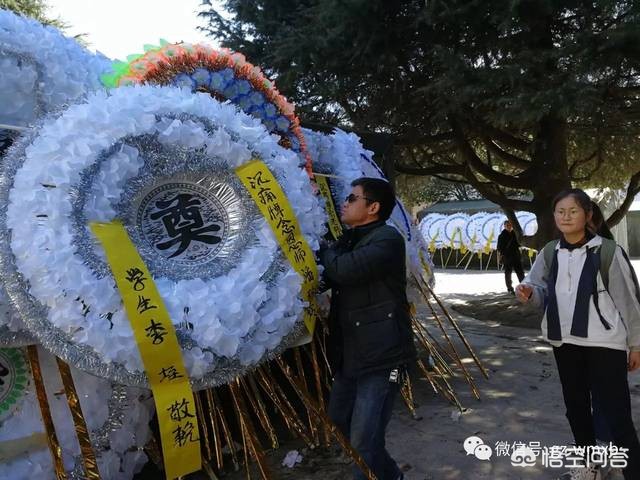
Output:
[0, 9, 112, 128]
[3, 85, 325, 387]
[304, 128, 435, 287]
[0, 347, 152, 480]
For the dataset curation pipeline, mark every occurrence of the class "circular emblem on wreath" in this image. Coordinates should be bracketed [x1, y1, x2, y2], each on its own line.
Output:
[137, 181, 230, 266]
[0, 348, 29, 422]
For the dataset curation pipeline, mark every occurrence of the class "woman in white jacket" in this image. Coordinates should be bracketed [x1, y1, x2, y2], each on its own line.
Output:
[517, 189, 640, 480]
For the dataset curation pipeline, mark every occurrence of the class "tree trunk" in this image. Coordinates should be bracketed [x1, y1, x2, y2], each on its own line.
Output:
[527, 113, 572, 249]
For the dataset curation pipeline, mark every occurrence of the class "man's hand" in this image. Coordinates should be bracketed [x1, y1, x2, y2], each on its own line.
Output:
[629, 351, 640, 372]
[515, 284, 533, 303]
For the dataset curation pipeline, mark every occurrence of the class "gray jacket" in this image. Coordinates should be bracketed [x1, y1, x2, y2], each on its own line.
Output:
[522, 235, 640, 351]
[319, 220, 416, 377]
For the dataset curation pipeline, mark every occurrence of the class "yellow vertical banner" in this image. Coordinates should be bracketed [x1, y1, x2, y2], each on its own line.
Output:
[314, 174, 343, 240]
[235, 159, 320, 333]
[90, 222, 201, 480]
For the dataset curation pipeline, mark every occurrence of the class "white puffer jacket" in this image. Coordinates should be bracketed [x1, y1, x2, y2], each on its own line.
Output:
[523, 235, 640, 351]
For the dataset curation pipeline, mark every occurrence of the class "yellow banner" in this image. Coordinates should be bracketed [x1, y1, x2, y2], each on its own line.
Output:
[90, 222, 201, 480]
[483, 230, 495, 254]
[314, 175, 343, 240]
[236, 159, 320, 333]
[428, 232, 439, 253]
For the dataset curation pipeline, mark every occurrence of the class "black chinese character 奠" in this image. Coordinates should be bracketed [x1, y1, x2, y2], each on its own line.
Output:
[150, 193, 222, 258]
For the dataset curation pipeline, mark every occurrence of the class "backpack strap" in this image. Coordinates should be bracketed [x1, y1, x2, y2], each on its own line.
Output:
[542, 240, 559, 274]
[598, 238, 616, 291]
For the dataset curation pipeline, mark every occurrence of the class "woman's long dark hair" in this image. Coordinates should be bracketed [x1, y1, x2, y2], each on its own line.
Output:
[552, 188, 614, 240]
[590, 201, 615, 240]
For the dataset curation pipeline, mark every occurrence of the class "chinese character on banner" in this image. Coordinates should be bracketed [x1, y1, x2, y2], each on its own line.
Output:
[267, 202, 285, 221]
[150, 193, 222, 258]
[145, 318, 168, 345]
[125, 267, 147, 291]
[257, 187, 277, 205]
[172, 421, 199, 447]
[137, 295, 157, 314]
[246, 171, 269, 189]
[167, 398, 195, 423]
[159, 365, 184, 382]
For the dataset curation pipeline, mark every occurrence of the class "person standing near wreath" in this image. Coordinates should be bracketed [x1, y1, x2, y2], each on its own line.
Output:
[516, 189, 640, 480]
[318, 177, 416, 480]
[497, 220, 525, 295]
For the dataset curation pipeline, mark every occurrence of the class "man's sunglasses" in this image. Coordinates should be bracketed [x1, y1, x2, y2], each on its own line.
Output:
[345, 193, 374, 203]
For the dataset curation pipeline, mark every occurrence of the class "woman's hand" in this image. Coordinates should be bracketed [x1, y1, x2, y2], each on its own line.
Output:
[515, 284, 533, 303]
[628, 351, 640, 372]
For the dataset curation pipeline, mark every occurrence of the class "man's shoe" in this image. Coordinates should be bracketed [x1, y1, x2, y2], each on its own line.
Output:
[557, 465, 601, 480]
[508, 289, 515, 295]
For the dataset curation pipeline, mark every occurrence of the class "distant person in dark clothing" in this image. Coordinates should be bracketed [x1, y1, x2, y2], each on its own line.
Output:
[497, 220, 525, 294]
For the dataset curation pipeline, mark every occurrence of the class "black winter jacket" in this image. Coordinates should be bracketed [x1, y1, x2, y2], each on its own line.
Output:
[318, 220, 416, 377]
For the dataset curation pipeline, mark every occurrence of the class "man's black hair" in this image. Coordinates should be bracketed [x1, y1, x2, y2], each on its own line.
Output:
[351, 177, 396, 221]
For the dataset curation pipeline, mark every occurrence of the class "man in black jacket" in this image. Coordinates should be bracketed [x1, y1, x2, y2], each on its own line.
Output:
[496, 220, 525, 294]
[319, 177, 415, 480]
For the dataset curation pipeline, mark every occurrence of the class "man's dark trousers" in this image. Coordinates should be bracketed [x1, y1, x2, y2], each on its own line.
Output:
[504, 256, 525, 292]
[328, 370, 401, 480]
[319, 221, 414, 480]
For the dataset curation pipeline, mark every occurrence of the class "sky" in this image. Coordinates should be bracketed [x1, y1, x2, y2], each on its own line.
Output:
[47, 0, 219, 61]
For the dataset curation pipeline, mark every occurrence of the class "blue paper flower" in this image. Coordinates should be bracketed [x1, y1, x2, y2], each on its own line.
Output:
[249, 91, 265, 107]
[173, 73, 196, 89]
[275, 116, 291, 133]
[209, 71, 227, 91]
[264, 103, 277, 118]
[236, 79, 251, 95]
[191, 68, 211, 88]
[223, 81, 239, 99]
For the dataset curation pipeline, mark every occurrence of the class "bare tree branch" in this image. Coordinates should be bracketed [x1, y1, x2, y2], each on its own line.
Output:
[462, 165, 533, 212]
[395, 130, 455, 147]
[471, 119, 532, 152]
[431, 173, 470, 184]
[484, 138, 531, 169]
[452, 121, 532, 189]
[607, 170, 640, 227]
[571, 149, 606, 182]
[569, 150, 597, 175]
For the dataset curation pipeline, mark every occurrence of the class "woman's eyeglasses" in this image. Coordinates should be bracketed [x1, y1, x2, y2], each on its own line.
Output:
[345, 193, 374, 203]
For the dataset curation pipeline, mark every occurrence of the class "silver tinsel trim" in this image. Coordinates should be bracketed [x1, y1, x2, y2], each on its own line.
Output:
[0, 112, 306, 389]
